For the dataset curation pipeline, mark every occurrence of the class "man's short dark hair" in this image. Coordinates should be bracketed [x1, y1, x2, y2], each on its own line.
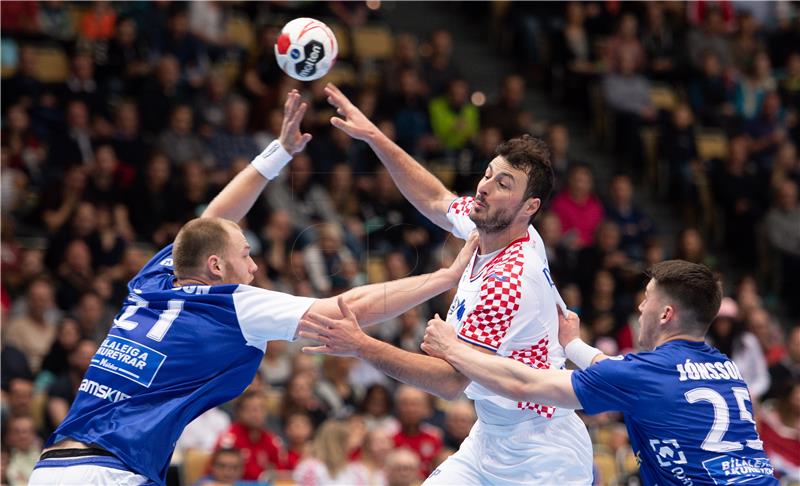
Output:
[494, 134, 554, 222]
[646, 260, 722, 333]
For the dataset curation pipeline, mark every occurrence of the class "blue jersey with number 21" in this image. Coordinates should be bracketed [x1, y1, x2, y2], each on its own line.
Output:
[572, 340, 777, 485]
[46, 244, 315, 485]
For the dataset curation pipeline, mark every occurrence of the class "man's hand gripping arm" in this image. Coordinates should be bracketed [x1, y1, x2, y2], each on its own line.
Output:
[202, 90, 312, 221]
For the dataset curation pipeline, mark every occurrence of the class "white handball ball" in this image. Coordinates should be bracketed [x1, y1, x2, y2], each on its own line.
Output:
[275, 18, 338, 81]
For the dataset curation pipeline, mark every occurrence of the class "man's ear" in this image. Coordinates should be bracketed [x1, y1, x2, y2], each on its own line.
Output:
[660, 305, 675, 324]
[525, 197, 541, 218]
[208, 255, 224, 279]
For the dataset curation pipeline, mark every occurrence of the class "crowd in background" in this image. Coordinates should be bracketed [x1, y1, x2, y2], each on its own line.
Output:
[1, 1, 799, 485]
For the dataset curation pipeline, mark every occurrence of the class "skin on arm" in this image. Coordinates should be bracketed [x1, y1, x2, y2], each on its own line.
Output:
[305, 234, 478, 328]
[299, 298, 471, 400]
[201, 90, 313, 222]
[324, 83, 456, 230]
[422, 316, 582, 409]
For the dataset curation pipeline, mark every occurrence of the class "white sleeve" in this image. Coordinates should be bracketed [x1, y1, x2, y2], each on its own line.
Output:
[445, 196, 477, 240]
[232, 285, 316, 349]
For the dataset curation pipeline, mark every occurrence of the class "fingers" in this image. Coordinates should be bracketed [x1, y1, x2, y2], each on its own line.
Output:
[302, 345, 328, 354]
[303, 312, 338, 329]
[337, 296, 356, 320]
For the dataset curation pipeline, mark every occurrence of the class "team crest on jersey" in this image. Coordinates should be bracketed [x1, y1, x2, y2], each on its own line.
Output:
[448, 298, 467, 322]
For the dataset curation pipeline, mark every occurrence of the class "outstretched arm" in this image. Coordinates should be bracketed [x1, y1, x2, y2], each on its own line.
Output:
[202, 90, 312, 221]
[325, 83, 456, 230]
[300, 298, 470, 400]
[422, 316, 581, 408]
[305, 234, 477, 327]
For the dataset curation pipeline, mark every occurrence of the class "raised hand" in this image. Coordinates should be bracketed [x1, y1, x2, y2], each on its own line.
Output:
[421, 313, 457, 359]
[279, 89, 313, 154]
[325, 82, 378, 141]
[298, 296, 366, 357]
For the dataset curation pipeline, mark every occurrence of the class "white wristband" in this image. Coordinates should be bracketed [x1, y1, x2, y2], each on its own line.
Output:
[251, 140, 293, 180]
[564, 339, 603, 370]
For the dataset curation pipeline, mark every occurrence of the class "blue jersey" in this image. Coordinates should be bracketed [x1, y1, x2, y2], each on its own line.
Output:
[572, 340, 777, 485]
[47, 244, 315, 485]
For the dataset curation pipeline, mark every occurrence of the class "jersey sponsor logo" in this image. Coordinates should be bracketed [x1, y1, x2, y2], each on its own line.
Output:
[650, 439, 688, 467]
[676, 359, 744, 382]
[486, 272, 509, 282]
[701, 455, 774, 485]
[91, 335, 167, 388]
[78, 378, 130, 403]
[448, 297, 467, 322]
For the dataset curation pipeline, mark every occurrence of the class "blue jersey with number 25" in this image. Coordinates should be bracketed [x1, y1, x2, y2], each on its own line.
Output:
[46, 244, 315, 485]
[572, 340, 777, 485]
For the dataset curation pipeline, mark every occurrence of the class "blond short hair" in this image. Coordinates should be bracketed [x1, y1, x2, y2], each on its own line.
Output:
[172, 217, 236, 278]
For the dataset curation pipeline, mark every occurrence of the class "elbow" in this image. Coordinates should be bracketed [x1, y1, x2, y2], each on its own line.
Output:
[435, 375, 469, 400]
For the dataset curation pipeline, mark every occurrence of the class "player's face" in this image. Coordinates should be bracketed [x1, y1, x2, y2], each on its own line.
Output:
[220, 226, 258, 285]
[637, 279, 662, 350]
[470, 157, 533, 234]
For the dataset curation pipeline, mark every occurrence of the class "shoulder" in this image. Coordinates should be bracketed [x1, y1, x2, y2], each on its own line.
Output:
[447, 196, 474, 216]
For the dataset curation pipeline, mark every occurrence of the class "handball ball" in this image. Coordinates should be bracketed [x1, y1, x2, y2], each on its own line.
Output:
[275, 18, 338, 81]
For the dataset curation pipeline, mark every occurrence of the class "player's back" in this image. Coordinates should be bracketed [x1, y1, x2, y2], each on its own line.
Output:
[579, 340, 777, 485]
[48, 244, 311, 484]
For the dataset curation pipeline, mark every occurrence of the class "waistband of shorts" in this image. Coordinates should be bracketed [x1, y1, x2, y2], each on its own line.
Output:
[477, 412, 575, 436]
[40, 447, 115, 461]
[34, 454, 130, 473]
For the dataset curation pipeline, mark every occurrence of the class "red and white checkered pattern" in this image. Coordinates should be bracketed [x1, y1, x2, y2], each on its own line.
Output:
[458, 243, 525, 350]
[449, 196, 474, 216]
[510, 338, 557, 419]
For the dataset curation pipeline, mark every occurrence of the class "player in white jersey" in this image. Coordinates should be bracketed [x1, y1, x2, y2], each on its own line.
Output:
[299, 84, 593, 484]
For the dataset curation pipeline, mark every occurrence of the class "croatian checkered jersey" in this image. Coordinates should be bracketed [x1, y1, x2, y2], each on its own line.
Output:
[445, 196, 570, 423]
[45, 243, 315, 486]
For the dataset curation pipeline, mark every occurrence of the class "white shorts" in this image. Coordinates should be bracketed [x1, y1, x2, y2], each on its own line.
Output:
[28, 454, 152, 486]
[424, 412, 593, 485]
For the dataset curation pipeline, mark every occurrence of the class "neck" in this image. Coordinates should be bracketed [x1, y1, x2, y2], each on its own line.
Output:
[478, 224, 528, 254]
[654, 332, 704, 349]
[173, 276, 211, 287]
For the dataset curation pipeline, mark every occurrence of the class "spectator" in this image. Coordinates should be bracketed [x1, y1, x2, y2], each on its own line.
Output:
[303, 222, 356, 296]
[175, 407, 231, 459]
[39, 317, 83, 378]
[4, 279, 59, 373]
[746, 307, 786, 366]
[208, 97, 260, 171]
[687, 6, 733, 69]
[49, 99, 94, 172]
[481, 74, 529, 139]
[429, 78, 479, 151]
[746, 91, 787, 168]
[195, 71, 235, 137]
[731, 12, 766, 71]
[688, 51, 736, 127]
[390, 308, 427, 353]
[770, 142, 799, 192]
[316, 355, 359, 417]
[280, 412, 313, 471]
[384, 448, 421, 486]
[779, 52, 800, 110]
[551, 2, 597, 110]
[707, 297, 771, 399]
[662, 103, 701, 213]
[712, 135, 763, 265]
[605, 13, 645, 74]
[356, 426, 393, 485]
[766, 181, 800, 316]
[4, 415, 41, 486]
[158, 104, 209, 167]
[675, 227, 716, 269]
[111, 100, 150, 171]
[359, 384, 398, 432]
[734, 51, 777, 121]
[126, 152, 179, 244]
[442, 400, 476, 450]
[545, 122, 577, 185]
[551, 163, 605, 249]
[153, 7, 209, 84]
[293, 419, 368, 486]
[139, 55, 190, 136]
[602, 48, 657, 167]
[421, 29, 461, 97]
[604, 174, 654, 259]
[757, 379, 800, 480]
[767, 327, 800, 400]
[216, 390, 285, 482]
[104, 16, 150, 94]
[195, 447, 245, 486]
[280, 372, 328, 429]
[62, 52, 104, 117]
[392, 385, 442, 478]
[642, 1, 681, 81]
[78, 1, 116, 41]
[2, 378, 34, 423]
[43, 339, 97, 437]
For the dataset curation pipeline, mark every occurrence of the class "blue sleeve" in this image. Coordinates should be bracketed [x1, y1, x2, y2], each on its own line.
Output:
[570, 354, 643, 415]
[127, 244, 175, 293]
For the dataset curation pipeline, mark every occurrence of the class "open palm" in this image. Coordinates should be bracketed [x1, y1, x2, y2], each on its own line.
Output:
[279, 89, 313, 154]
[324, 82, 378, 141]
